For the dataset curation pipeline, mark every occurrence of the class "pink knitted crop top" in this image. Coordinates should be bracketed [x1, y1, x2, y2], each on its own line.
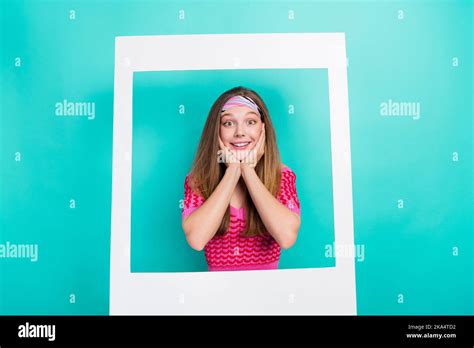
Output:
[181, 166, 300, 272]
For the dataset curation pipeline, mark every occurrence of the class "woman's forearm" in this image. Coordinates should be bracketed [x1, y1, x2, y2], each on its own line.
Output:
[183, 165, 241, 251]
[241, 165, 300, 249]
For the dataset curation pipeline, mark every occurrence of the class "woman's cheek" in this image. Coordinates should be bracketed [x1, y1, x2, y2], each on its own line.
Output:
[250, 128, 261, 141]
[220, 128, 232, 146]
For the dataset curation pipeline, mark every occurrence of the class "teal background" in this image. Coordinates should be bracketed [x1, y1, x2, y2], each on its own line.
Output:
[131, 69, 333, 272]
[1, 0, 472, 315]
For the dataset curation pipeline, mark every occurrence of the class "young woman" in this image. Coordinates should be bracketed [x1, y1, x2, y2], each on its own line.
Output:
[181, 86, 301, 271]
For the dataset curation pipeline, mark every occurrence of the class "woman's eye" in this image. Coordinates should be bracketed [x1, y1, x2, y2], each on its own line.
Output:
[248, 120, 257, 125]
[222, 121, 233, 127]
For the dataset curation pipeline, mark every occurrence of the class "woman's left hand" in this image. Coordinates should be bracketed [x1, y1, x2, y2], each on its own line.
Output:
[241, 123, 265, 169]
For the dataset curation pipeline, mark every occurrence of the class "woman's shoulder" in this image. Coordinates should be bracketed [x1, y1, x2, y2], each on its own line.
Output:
[279, 164, 297, 184]
[277, 164, 299, 203]
[184, 172, 204, 197]
[183, 172, 193, 189]
[280, 163, 295, 174]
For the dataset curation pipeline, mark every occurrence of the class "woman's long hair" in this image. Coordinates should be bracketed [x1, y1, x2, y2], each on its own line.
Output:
[188, 86, 282, 237]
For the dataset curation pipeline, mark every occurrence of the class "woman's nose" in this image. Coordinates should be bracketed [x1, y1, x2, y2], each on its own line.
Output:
[234, 124, 245, 137]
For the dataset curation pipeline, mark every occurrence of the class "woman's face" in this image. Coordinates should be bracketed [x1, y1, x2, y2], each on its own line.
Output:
[219, 105, 263, 151]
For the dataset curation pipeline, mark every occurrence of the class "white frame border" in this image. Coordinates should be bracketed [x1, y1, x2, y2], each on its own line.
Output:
[110, 33, 356, 315]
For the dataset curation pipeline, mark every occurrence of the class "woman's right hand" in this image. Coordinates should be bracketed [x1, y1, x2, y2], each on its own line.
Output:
[218, 137, 240, 169]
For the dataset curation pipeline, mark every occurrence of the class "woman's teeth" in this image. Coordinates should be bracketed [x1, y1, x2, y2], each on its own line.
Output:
[231, 142, 251, 149]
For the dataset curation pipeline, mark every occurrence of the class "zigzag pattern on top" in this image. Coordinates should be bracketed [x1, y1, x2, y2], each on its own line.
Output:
[181, 166, 300, 269]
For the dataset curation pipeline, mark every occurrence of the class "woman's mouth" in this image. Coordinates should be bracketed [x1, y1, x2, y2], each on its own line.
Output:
[230, 141, 252, 150]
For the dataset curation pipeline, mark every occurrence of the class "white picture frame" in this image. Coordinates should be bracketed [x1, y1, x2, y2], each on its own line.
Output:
[110, 33, 356, 315]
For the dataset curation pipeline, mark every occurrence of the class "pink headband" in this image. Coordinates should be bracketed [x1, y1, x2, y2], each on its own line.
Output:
[221, 95, 262, 118]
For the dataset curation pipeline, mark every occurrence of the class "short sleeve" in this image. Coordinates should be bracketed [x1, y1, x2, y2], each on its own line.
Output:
[277, 167, 301, 215]
[182, 174, 205, 220]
